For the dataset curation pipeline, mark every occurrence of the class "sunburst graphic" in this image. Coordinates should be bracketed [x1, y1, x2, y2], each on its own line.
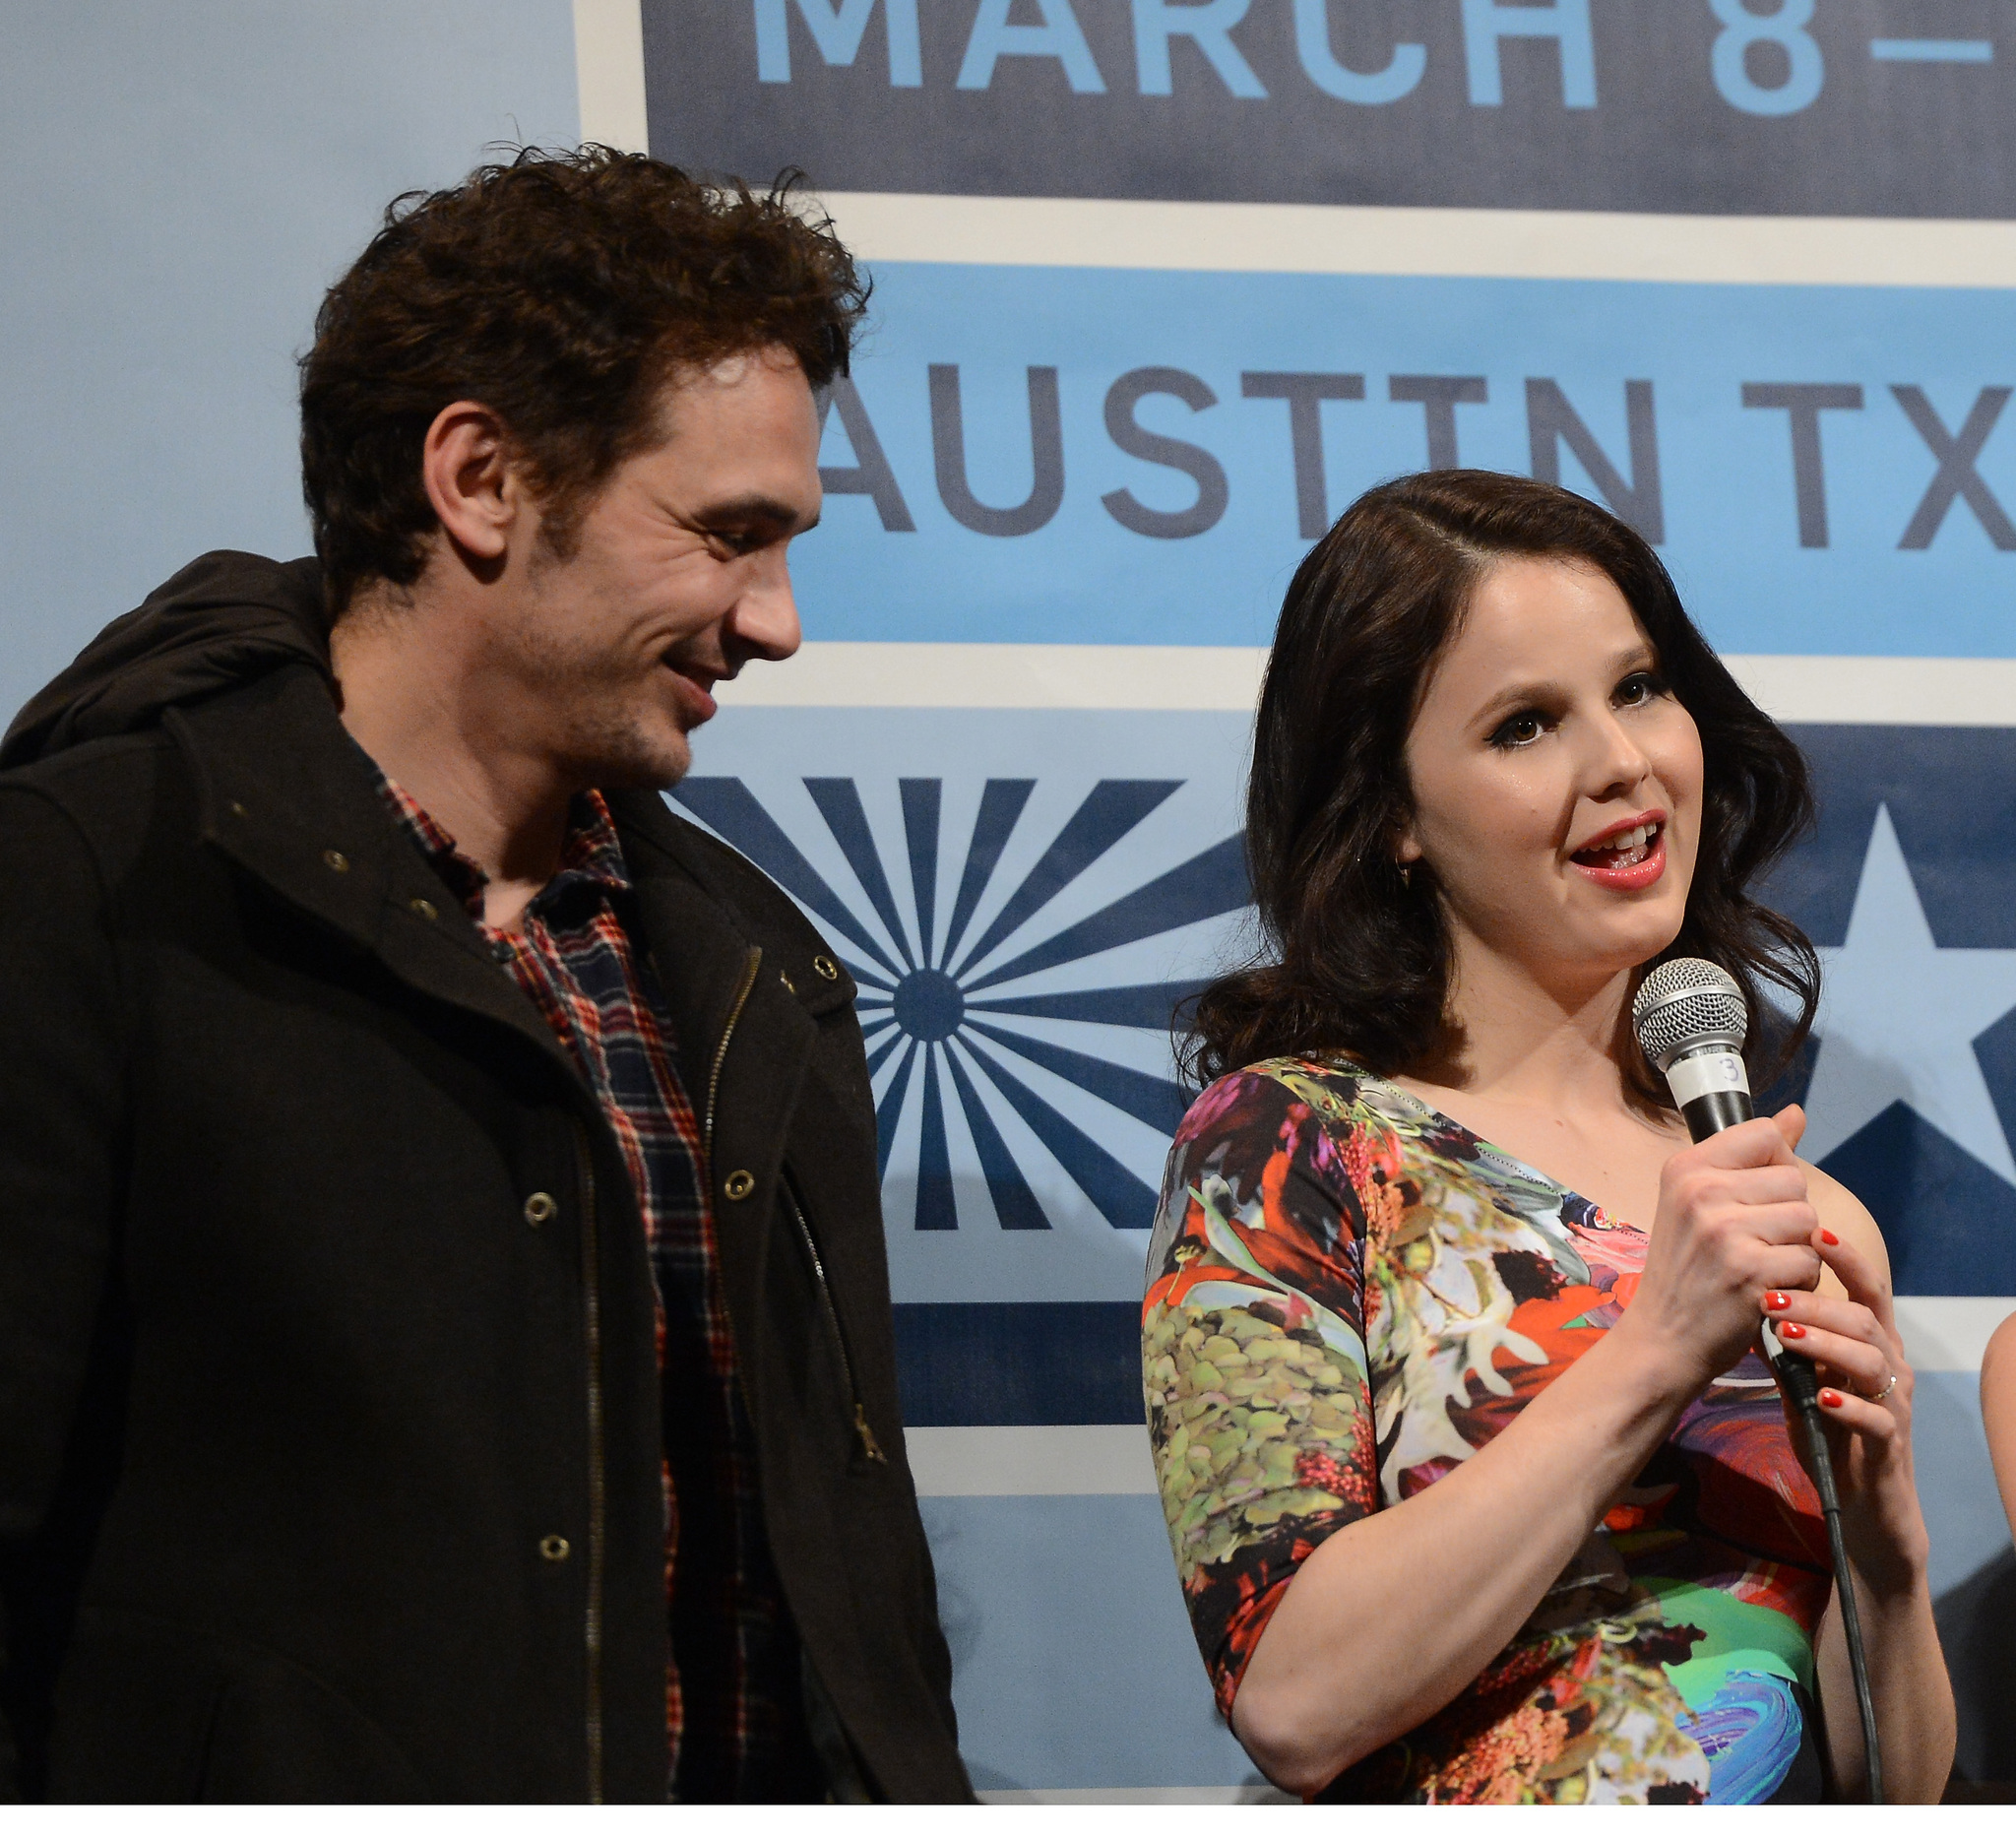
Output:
[671, 776, 1250, 1234]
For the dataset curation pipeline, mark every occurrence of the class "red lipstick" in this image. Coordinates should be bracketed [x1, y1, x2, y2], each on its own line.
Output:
[1569, 811, 1668, 891]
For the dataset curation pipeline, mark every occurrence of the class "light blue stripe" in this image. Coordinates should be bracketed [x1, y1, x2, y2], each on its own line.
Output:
[810, 263, 2016, 656]
[1870, 39, 1993, 64]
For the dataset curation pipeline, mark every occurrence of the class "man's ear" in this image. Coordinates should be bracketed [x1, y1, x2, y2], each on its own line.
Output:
[419, 401, 525, 564]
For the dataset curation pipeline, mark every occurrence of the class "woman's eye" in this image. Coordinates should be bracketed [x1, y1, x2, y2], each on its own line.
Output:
[1615, 670, 1667, 707]
[1488, 711, 1546, 749]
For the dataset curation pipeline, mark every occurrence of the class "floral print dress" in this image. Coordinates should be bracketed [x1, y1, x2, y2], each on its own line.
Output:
[1143, 1059, 1833, 1804]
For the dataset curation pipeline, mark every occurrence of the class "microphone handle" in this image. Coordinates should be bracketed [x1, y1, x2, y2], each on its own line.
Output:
[1659, 1044, 1884, 1801]
[1680, 1086, 1752, 1143]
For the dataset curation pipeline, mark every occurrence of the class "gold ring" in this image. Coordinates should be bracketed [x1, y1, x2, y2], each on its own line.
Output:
[1870, 1372, 1898, 1404]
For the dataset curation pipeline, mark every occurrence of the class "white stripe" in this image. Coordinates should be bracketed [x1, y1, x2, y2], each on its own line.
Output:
[905, 1424, 1156, 1496]
[716, 643, 1266, 710]
[1894, 1297, 2015, 1374]
[1729, 654, 2016, 726]
[822, 191, 2016, 290]
[716, 645, 2016, 723]
[571, 0, 649, 155]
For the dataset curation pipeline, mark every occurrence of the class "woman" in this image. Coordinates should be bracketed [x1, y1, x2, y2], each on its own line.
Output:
[1144, 472, 1954, 1803]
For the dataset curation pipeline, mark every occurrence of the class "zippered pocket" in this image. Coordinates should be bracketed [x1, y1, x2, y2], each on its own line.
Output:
[783, 1175, 887, 1467]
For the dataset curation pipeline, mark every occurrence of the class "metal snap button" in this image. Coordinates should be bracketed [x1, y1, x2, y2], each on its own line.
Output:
[323, 849, 350, 873]
[523, 1191, 557, 1226]
[410, 897, 438, 921]
[538, 1535, 571, 1562]
[812, 955, 839, 981]
[724, 1170, 755, 1201]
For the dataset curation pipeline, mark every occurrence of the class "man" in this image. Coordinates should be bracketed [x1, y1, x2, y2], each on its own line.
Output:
[0, 148, 970, 1804]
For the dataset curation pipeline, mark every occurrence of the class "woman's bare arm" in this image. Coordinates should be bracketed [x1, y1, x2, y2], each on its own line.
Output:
[1982, 1309, 2016, 1541]
[1232, 1319, 1701, 1793]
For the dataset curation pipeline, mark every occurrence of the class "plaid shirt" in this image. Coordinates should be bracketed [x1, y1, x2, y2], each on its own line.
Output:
[375, 777, 811, 1800]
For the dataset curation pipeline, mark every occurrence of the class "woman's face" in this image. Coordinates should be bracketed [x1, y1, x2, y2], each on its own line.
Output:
[1397, 555, 1704, 990]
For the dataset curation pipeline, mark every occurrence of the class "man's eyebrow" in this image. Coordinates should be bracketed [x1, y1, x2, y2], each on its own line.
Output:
[694, 493, 819, 536]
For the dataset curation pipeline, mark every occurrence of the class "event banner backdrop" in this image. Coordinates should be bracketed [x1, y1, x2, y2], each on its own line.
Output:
[592, 0, 2016, 1796]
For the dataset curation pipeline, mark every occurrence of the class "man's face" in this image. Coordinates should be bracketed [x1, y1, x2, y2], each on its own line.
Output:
[496, 345, 820, 790]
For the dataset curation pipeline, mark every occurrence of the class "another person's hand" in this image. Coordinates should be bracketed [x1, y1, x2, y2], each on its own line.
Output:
[1617, 1106, 1824, 1390]
[1761, 1228, 1928, 1586]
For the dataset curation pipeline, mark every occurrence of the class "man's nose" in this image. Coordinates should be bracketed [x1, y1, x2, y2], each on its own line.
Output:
[732, 550, 802, 663]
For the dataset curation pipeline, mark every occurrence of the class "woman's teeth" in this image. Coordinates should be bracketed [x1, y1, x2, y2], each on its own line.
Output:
[1578, 822, 1661, 867]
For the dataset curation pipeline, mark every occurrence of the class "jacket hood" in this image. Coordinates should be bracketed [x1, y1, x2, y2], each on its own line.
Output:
[1, 550, 331, 771]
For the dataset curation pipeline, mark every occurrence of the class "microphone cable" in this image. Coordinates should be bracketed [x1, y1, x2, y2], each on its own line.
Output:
[1633, 958, 1882, 1804]
[1761, 1314, 1883, 1804]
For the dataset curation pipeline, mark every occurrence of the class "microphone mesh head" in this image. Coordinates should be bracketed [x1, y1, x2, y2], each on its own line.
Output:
[1631, 957, 1748, 1069]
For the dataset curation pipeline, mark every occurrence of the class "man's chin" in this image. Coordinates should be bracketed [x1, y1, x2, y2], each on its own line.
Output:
[559, 725, 693, 795]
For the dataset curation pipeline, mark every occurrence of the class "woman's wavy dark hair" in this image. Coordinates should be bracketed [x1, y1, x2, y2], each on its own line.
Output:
[1187, 471, 1819, 1111]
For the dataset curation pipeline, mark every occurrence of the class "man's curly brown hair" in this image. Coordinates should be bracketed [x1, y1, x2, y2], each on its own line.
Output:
[299, 145, 867, 613]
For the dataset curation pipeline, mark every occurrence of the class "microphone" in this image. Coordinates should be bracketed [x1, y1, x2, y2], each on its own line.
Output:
[1630, 957, 1752, 1141]
[1630, 956, 1883, 1801]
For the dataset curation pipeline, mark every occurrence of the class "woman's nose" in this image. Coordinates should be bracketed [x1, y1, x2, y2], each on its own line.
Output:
[1581, 711, 1653, 801]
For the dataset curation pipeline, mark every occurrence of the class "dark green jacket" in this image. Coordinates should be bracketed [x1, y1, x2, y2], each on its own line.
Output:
[0, 553, 969, 1803]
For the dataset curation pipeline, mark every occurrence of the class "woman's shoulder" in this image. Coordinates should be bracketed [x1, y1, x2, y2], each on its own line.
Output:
[1167, 1058, 1445, 1194]
[1176, 1055, 1416, 1144]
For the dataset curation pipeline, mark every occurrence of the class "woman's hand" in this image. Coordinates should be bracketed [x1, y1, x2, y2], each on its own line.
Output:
[1613, 1107, 1825, 1390]
[1760, 1224, 1929, 1587]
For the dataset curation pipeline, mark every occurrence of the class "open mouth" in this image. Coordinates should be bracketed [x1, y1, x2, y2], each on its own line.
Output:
[1571, 819, 1663, 872]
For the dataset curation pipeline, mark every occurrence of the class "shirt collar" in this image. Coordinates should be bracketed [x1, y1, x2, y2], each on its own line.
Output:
[373, 774, 632, 921]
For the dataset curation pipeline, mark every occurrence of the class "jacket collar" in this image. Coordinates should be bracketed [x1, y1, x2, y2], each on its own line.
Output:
[168, 665, 829, 1151]
[169, 665, 588, 1088]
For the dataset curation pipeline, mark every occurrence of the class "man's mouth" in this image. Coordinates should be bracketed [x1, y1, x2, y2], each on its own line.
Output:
[661, 657, 720, 724]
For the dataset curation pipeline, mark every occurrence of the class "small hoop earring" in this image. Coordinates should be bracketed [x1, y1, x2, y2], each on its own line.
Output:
[1397, 860, 1414, 891]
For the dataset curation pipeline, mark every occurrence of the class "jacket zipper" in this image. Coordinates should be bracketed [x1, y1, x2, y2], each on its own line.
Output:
[571, 1117, 606, 1805]
[785, 1180, 886, 1465]
[703, 946, 883, 1467]
[703, 946, 763, 1164]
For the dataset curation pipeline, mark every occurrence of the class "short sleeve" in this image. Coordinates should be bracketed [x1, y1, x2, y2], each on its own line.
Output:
[1141, 1063, 1377, 1718]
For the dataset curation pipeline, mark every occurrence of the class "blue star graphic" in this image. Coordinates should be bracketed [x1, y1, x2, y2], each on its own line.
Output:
[1800, 804, 2016, 1186]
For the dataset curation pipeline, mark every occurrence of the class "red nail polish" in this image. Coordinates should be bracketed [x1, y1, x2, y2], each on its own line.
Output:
[1819, 1229, 1840, 1246]
[1764, 1291, 1791, 1312]
[1819, 1388, 1845, 1408]
[1779, 1321, 1807, 1340]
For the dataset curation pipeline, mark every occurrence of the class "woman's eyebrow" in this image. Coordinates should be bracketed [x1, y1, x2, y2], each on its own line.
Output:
[1468, 677, 1563, 728]
[1467, 646, 1659, 726]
